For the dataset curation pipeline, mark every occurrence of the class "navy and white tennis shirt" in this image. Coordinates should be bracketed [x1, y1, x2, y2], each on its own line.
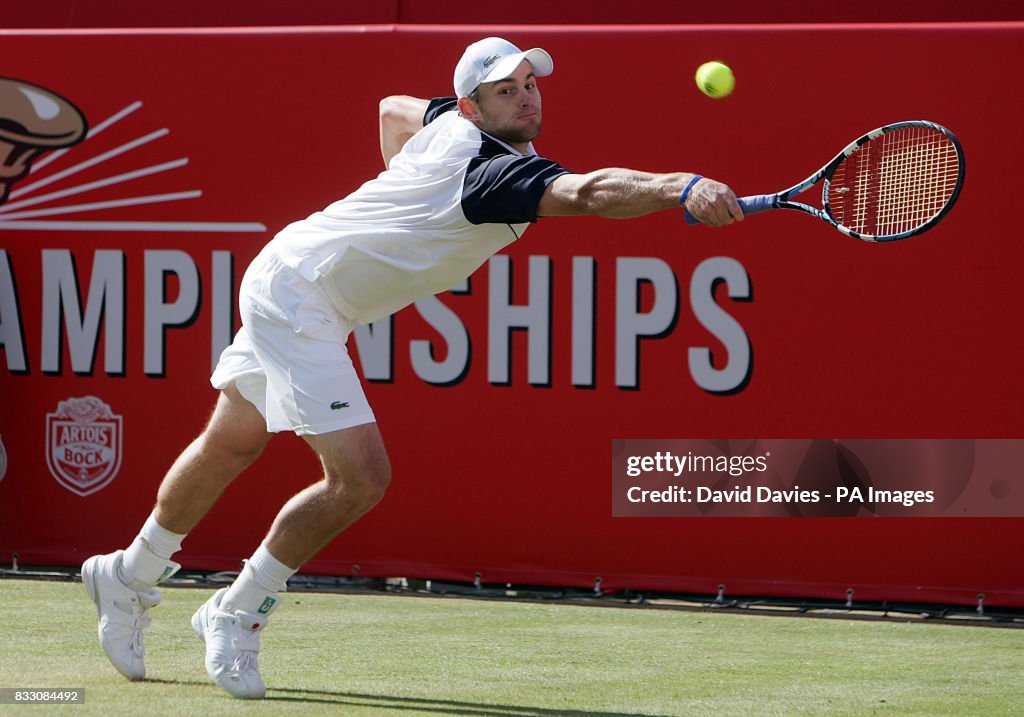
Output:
[269, 97, 570, 325]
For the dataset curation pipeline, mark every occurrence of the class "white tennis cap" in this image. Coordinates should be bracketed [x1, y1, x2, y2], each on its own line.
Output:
[454, 37, 554, 99]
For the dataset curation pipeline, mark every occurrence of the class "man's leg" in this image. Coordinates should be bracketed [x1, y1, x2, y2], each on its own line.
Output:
[152, 383, 273, 534]
[268, 423, 391, 567]
[192, 421, 391, 699]
[83, 383, 271, 681]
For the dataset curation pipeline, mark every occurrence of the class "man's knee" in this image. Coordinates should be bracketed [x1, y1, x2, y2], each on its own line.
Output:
[328, 449, 391, 510]
[200, 429, 268, 471]
[305, 423, 392, 512]
[198, 384, 272, 469]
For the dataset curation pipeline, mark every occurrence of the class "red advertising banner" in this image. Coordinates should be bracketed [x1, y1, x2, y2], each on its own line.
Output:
[6, 0, 1020, 28]
[1, 24, 1023, 607]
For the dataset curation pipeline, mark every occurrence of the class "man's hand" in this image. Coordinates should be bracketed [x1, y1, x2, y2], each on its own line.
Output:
[684, 178, 744, 227]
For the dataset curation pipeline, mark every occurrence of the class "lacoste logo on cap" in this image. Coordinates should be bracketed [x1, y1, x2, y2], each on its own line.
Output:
[483, 54, 501, 68]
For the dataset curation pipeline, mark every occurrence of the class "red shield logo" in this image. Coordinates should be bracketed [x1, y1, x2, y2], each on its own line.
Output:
[46, 396, 123, 497]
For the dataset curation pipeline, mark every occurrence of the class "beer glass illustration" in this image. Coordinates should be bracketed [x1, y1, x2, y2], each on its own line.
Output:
[0, 77, 87, 205]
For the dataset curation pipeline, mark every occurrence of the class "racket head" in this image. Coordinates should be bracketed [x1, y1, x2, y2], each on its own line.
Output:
[821, 121, 965, 242]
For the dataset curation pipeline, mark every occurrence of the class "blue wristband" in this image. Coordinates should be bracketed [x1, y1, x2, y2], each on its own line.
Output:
[679, 175, 704, 206]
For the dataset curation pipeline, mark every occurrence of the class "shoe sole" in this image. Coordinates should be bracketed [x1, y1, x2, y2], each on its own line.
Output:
[191, 588, 225, 644]
[191, 609, 206, 643]
[81, 556, 101, 614]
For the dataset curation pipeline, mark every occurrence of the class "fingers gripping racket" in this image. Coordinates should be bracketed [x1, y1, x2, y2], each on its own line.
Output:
[686, 120, 965, 242]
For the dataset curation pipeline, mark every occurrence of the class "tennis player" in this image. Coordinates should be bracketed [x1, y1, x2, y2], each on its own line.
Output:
[82, 36, 743, 699]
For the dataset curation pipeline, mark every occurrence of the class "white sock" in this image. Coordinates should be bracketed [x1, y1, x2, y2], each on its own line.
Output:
[137, 512, 186, 559]
[120, 512, 185, 590]
[248, 542, 296, 594]
[221, 542, 295, 617]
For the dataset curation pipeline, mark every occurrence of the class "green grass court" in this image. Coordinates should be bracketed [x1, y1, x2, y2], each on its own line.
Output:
[0, 578, 1021, 716]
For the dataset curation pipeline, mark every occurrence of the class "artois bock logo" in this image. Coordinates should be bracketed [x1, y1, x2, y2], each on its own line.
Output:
[46, 396, 123, 496]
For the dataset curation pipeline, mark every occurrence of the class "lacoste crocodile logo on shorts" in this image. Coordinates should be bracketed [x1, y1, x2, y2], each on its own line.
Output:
[330, 401, 350, 410]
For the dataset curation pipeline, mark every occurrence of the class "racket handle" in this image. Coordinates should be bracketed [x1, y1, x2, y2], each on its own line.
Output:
[737, 194, 776, 215]
[684, 194, 776, 225]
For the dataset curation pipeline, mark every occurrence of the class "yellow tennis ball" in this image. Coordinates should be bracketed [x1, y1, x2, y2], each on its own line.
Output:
[695, 61, 735, 98]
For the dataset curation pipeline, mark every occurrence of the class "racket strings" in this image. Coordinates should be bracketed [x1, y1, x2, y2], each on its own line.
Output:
[829, 126, 960, 237]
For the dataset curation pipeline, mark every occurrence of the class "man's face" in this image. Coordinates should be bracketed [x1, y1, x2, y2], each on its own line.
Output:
[469, 60, 542, 149]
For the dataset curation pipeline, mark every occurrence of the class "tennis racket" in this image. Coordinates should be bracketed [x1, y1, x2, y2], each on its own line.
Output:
[686, 120, 965, 242]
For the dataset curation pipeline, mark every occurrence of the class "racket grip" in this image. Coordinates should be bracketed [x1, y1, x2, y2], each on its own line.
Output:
[737, 194, 776, 215]
[684, 193, 776, 225]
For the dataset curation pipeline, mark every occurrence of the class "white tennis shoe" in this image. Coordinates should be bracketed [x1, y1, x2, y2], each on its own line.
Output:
[82, 550, 176, 680]
[191, 588, 268, 699]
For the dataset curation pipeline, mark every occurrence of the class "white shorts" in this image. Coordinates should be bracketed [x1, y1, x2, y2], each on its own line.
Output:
[210, 251, 376, 435]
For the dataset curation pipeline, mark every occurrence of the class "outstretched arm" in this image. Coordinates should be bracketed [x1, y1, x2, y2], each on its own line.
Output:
[537, 168, 743, 227]
[379, 95, 430, 168]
